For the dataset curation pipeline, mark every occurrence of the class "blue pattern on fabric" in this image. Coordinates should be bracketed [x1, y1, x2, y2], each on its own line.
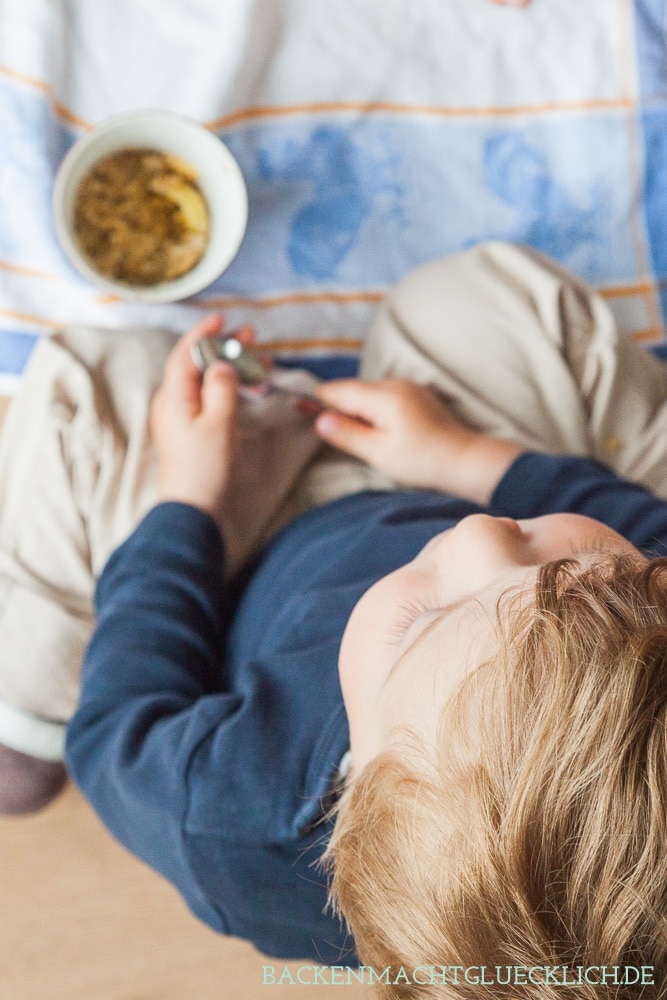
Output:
[638, 108, 667, 281]
[218, 112, 635, 295]
[2, 1, 667, 376]
[0, 82, 74, 270]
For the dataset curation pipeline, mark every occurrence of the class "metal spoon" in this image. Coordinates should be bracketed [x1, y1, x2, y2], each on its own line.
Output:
[190, 334, 330, 416]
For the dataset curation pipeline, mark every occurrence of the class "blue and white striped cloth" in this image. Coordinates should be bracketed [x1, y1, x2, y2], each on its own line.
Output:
[0, 0, 665, 392]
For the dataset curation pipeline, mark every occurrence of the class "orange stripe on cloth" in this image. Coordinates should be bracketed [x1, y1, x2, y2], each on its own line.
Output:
[0, 63, 49, 92]
[51, 101, 91, 129]
[80, 282, 667, 310]
[0, 64, 91, 129]
[94, 294, 122, 305]
[632, 327, 665, 343]
[196, 289, 386, 309]
[207, 96, 633, 131]
[0, 259, 57, 281]
[0, 308, 60, 328]
[249, 336, 363, 353]
[0, 61, 633, 133]
[599, 280, 657, 299]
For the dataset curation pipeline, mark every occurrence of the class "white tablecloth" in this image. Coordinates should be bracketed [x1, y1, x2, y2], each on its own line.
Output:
[0, 0, 664, 391]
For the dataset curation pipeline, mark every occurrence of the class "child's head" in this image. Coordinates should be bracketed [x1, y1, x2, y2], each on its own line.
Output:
[328, 515, 667, 996]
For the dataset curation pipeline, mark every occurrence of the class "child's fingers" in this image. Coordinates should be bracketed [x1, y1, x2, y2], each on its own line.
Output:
[163, 315, 222, 377]
[315, 409, 377, 461]
[174, 314, 225, 364]
[185, 312, 225, 342]
[315, 379, 392, 424]
[168, 313, 225, 371]
[161, 314, 224, 412]
[234, 325, 256, 347]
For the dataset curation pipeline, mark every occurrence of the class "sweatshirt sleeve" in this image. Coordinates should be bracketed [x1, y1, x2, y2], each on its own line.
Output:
[64, 502, 237, 930]
[490, 452, 667, 554]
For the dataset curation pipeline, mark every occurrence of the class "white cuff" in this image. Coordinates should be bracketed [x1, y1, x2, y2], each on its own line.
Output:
[0, 698, 66, 761]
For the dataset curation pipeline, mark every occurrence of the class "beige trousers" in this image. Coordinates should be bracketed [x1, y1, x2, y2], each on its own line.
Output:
[2, 241, 667, 760]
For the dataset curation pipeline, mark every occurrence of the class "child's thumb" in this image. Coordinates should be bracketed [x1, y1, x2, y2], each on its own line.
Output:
[201, 362, 238, 426]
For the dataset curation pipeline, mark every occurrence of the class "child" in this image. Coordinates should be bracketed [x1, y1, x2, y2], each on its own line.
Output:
[2, 243, 667, 983]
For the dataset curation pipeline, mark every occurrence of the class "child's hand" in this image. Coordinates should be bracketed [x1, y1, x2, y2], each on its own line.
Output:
[150, 314, 240, 522]
[314, 378, 525, 504]
[315, 378, 475, 491]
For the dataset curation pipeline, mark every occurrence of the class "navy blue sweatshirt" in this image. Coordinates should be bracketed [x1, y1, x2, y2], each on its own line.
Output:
[65, 453, 667, 960]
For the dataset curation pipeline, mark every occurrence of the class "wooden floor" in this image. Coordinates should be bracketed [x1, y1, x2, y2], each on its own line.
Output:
[0, 782, 370, 999]
[0, 394, 370, 1000]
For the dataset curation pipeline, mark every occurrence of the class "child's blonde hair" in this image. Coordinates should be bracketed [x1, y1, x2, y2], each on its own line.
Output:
[326, 554, 667, 997]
